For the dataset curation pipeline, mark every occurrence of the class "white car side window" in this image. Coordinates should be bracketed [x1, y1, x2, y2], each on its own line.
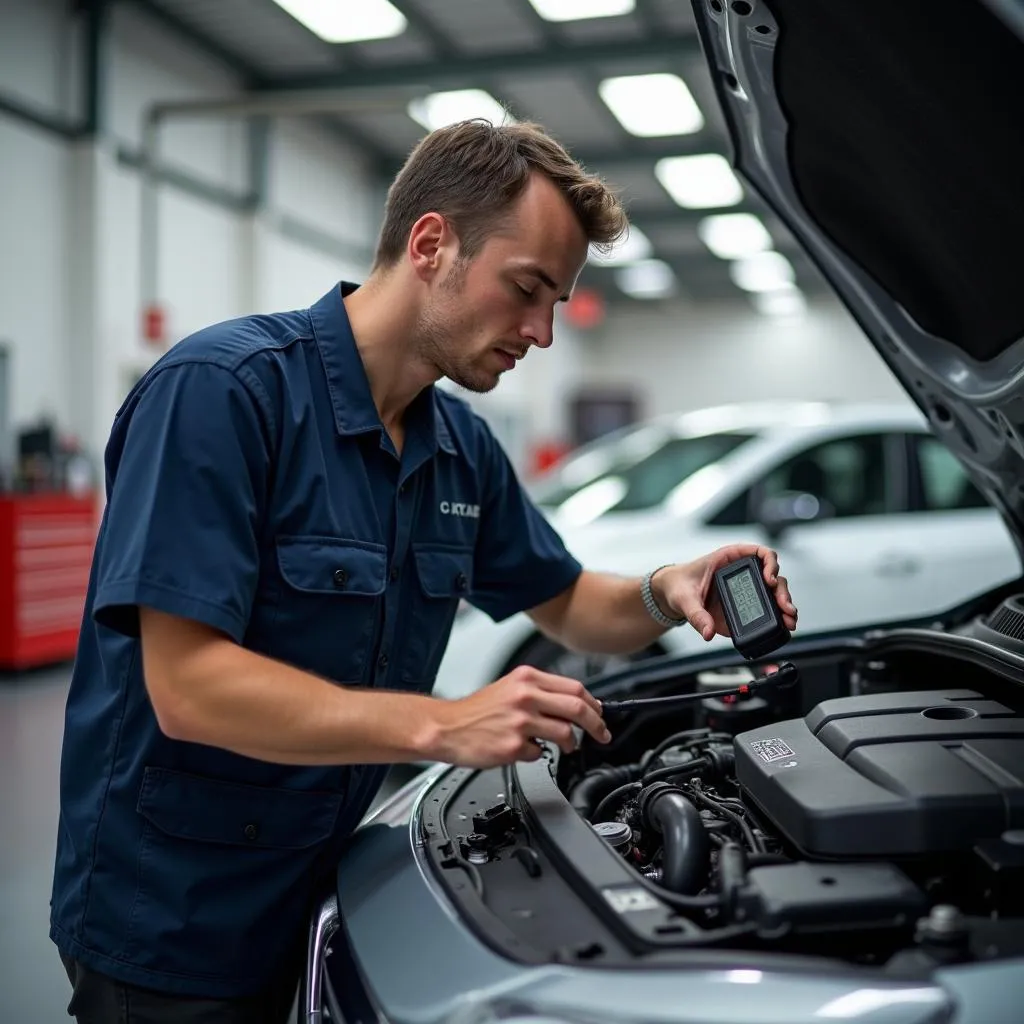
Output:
[710, 433, 894, 526]
[915, 436, 989, 511]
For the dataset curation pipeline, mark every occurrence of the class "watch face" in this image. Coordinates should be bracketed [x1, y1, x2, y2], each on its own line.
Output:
[726, 568, 765, 627]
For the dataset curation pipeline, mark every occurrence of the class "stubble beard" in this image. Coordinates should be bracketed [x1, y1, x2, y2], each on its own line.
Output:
[414, 259, 500, 395]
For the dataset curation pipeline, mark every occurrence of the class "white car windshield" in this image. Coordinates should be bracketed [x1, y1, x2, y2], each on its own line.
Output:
[531, 427, 756, 517]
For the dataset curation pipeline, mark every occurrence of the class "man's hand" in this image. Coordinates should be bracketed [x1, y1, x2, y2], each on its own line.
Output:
[652, 544, 798, 642]
[425, 666, 612, 769]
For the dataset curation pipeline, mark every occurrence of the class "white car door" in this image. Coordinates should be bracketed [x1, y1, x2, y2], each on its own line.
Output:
[882, 432, 1021, 608]
[702, 431, 948, 634]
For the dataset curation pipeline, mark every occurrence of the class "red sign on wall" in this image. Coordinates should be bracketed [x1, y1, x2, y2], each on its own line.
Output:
[142, 303, 167, 345]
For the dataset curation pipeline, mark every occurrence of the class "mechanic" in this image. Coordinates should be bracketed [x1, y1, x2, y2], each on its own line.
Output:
[50, 117, 797, 1023]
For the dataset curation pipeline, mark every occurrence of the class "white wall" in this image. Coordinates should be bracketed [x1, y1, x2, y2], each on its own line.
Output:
[0, 117, 71, 431]
[0, 0, 382, 469]
[582, 296, 908, 420]
[269, 119, 380, 249]
[0, 0, 81, 118]
[108, 4, 248, 190]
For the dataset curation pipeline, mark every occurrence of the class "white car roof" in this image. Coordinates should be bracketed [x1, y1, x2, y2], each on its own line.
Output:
[662, 400, 927, 437]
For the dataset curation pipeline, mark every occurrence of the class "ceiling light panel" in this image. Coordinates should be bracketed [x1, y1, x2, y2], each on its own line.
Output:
[698, 213, 772, 259]
[755, 288, 808, 317]
[730, 252, 796, 292]
[655, 154, 743, 209]
[408, 90, 514, 132]
[598, 74, 704, 137]
[271, 0, 407, 43]
[615, 259, 677, 299]
[528, 0, 636, 21]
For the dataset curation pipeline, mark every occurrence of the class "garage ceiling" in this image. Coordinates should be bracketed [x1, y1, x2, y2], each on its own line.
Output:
[131, 0, 827, 310]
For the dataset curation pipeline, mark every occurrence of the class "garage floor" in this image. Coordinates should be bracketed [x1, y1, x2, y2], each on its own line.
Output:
[1, 666, 72, 1023]
[0, 667, 420, 1022]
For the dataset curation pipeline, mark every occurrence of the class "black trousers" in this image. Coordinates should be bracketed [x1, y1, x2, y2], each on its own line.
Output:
[59, 952, 300, 1024]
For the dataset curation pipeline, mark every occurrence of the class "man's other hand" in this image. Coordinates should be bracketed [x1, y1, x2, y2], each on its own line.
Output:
[653, 544, 798, 642]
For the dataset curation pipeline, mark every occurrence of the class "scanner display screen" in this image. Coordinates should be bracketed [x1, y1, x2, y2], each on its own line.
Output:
[726, 568, 765, 626]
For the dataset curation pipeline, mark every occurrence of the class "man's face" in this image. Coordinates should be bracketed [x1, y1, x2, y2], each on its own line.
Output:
[415, 173, 590, 394]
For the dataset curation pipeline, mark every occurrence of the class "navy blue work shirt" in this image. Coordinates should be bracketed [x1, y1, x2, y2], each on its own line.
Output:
[50, 283, 582, 998]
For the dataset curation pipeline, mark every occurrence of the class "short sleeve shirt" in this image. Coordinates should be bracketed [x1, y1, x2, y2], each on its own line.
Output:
[50, 283, 582, 998]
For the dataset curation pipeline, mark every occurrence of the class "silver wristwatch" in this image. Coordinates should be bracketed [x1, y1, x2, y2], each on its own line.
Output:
[641, 565, 687, 629]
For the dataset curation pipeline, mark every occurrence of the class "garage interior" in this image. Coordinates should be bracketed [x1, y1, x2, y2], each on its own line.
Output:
[0, 1, 952, 1020]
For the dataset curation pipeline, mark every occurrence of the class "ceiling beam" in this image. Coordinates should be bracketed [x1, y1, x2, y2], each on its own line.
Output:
[625, 200, 760, 224]
[124, 0, 261, 83]
[569, 134, 728, 170]
[256, 35, 702, 92]
[377, 129, 727, 181]
[122, 0, 395, 167]
[386, 0, 459, 58]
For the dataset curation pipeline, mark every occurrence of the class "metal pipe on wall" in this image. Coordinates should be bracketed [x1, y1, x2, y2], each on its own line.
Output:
[137, 89, 413, 339]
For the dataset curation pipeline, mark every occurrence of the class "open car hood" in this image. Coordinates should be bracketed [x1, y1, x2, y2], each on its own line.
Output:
[690, 0, 1024, 559]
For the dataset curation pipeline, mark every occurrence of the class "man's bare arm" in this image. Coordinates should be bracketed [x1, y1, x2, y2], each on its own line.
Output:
[527, 547, 796, 655]
[526, 571, 667, 656]
[139, 606, 610, 768]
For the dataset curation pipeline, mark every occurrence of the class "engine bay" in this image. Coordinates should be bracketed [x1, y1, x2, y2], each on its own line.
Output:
[562, 686, 1024, 961]
[420, 596, 1024, 974]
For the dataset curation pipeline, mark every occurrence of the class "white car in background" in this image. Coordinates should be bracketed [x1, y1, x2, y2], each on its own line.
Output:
[433, 400, 1020, 699]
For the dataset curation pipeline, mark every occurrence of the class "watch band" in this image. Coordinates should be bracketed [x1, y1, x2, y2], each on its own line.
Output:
[641, 565, 687, 629]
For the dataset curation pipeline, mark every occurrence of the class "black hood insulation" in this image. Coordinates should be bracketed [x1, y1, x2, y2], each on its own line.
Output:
[767, 0, 1024, 360]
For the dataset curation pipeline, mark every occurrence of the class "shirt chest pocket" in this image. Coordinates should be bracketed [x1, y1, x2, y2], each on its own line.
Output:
[401, 543, 474, 689]
[271, 536, 387, 684]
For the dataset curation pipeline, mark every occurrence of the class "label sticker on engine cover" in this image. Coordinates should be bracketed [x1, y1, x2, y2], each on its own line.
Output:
[602, 887, 661, 914]
[750, 737, 796, 763]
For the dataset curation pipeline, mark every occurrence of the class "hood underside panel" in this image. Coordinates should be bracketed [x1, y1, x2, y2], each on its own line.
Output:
[770, 0, 1024, 360]
[692, 0, 1024, 558]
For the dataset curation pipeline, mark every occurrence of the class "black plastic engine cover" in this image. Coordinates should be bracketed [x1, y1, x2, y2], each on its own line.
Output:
[744, 862, 926, 933]
[733, 690, 1024, 857]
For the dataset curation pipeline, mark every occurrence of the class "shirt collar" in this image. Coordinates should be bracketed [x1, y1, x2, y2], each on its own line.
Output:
[309, 282, 456, 456]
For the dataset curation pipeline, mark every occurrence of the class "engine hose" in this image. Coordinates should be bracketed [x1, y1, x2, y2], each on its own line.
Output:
[640, 784, 710, 896]
[591, 781, 642, 824]
[745, 853, 789, 868]
[570, 764, 640, 819]
[642, 729, 732, 770]
[639, 758, 709, 788]
[687, 786, 763, 853]
[716, 842, 748, 922]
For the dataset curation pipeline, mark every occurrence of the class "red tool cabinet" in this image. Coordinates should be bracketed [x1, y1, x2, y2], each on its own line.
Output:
[0, 493, 99, 671]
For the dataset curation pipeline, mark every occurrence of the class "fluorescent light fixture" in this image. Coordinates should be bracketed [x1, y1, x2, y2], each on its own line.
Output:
[589, 226, 652, 265]
[598, 74, 704, 137]
[754, 287, 808, 317]
[528, 0, 635, 21]
[271, 0, 406, 43]
[698, 213, 771, 259]
[408, 89, 513, 132]
[615, 259, 677, 299]
[655, 154, 743, 209]
[730, 251, 796, 292]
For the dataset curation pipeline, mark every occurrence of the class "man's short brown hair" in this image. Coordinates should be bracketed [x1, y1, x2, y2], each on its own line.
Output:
[373, 118, 629, 269]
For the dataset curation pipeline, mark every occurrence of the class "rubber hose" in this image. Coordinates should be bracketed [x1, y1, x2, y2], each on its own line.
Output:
[646, 790, 710, 896]
[716, 842, 748, 922]
[570, 765, 639, 818]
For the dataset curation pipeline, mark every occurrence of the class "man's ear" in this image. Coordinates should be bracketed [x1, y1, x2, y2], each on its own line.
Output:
[407, 212, 460, 282]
